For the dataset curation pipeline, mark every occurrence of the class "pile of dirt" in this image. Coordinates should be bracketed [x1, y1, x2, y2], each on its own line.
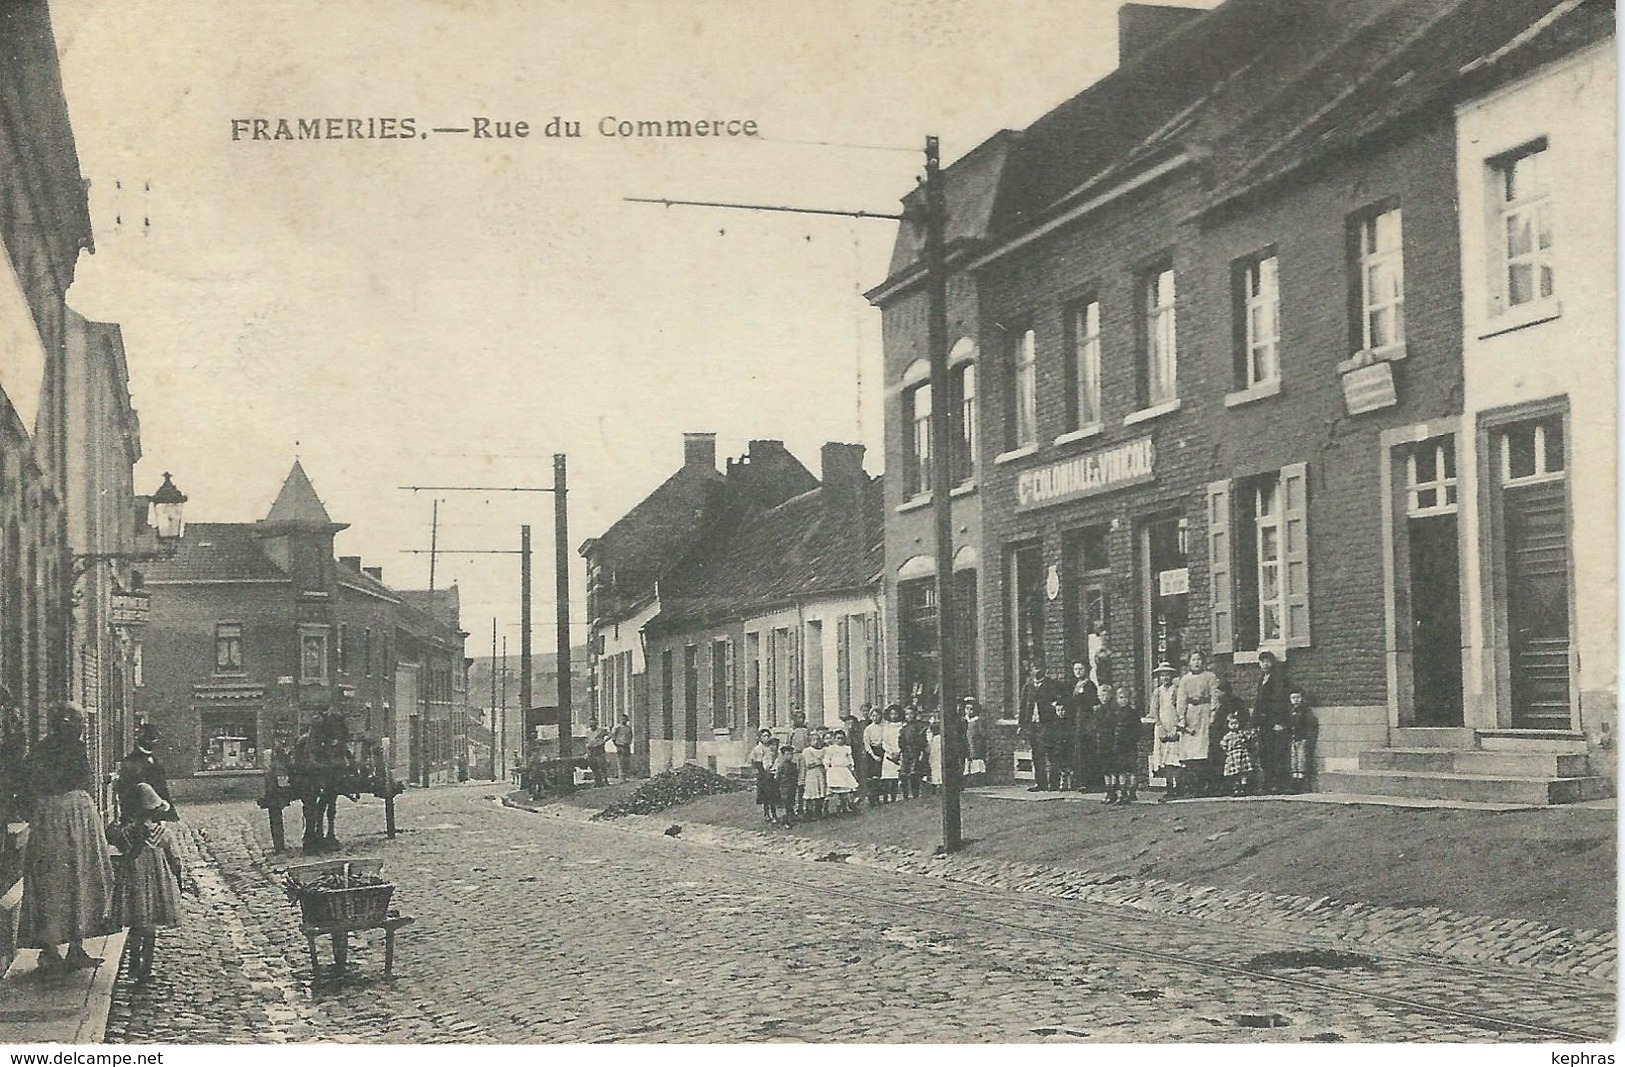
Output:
[590, 765, 741, 820]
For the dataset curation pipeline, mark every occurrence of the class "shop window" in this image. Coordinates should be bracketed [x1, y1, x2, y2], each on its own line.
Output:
[1233, 251, 1280, 388]
[1007, 543, 1046, 717]
[200, 710, 258, 772]
[1066, 299, 1102, 430]
[898, 578, 938, 708]
[214, 623, 243, 674]
[1353, 205, 1405, 354]
[1208, 463, 1310, 653]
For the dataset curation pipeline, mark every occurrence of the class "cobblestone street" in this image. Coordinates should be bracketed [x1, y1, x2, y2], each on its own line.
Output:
[105, 784, 1616, 1043]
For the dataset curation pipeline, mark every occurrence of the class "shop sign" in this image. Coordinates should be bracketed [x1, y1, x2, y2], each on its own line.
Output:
[1015, 436, 1156, 510]
[109, 593, 149, 629]
[1342, 361, 1397, 415]
[1158, 567, 1190, 596]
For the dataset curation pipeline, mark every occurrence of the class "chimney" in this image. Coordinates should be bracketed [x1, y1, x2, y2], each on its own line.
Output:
[339, 555, 362, 570]
[363, 566, 383, 581]
[683, 432, 717, 470]
[820, 442, 867, 496]
[1117, 3, 1204, 65]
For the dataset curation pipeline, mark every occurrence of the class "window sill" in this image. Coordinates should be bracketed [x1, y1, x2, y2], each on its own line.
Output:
[1053, 423, 1105, 447]
[993, 444, 1040, 466]
[1223, 379, 1282, 409]
[1122, 399, 1181, 426]
[896, 494, 932, 514]
[1479, 298, 1562, 339]
[950, 481, 977, 498]
[1336, 345, 1408, 376]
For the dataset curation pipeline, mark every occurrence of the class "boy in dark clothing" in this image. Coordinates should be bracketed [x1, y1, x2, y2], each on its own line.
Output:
[898, 707, 930, 800]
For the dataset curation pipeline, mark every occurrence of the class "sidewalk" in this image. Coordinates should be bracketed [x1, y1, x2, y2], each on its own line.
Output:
[0, 932, 126, 1045]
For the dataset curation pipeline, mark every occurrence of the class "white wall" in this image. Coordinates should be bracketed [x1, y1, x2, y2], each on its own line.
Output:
[1455, 42, 1616, 736]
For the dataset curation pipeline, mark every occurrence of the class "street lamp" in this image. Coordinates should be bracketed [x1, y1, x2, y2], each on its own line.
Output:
[148, 472, 188, 545]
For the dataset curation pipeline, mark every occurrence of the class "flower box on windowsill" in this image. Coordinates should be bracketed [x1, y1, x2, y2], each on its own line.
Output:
[1479, 297, 1562, 340]
[1223, 379, 1282, 409]
[1122, 399, 1181, 426]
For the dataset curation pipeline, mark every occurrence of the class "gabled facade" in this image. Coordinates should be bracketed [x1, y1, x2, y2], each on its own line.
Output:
[581, 434, 817, 773]
[137, 463, 469, 796]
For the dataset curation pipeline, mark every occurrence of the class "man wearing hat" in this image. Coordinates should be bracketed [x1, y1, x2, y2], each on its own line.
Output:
[116, 722, 178, 823]
[1018, 663, 1066, 791]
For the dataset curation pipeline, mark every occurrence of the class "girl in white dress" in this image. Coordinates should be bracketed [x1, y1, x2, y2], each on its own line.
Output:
[801, 735, 829, 818]
[880, 705, 904, 803]
[824, 729, 859, 812]
[926, 721, 945, 793]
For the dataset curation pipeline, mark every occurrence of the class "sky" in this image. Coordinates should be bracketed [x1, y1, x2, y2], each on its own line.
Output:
[48, 0, 1215, 650]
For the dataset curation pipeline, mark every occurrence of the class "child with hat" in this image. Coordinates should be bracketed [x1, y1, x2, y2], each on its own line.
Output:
[113, 782, 192, 983]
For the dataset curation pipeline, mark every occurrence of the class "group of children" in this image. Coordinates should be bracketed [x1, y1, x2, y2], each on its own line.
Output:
[749, 725, 859, 823]
[1214, 691, 1316, 796]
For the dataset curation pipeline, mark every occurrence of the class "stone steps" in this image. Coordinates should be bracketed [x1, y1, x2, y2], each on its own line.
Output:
[1319, 767, 1612, 805]
[1359, 747, 1591, 777]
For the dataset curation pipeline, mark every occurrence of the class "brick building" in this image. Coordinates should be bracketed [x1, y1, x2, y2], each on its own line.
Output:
[137, 462, 469, 797]
[872, 0, 1613, 800]
[581, 435, 816, 774]
[641, 443, 884, 773]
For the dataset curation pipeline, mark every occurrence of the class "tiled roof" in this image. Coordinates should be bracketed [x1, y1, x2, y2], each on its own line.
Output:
[142, 523, 288, 583]
[1200, 0, 1612, 211]
[876, 0, 1605, 280]
[399, 587, 460, 629]
[588, 463, 726, 604]
[650, 477, 884, 630]
[335, 558, 399, 602]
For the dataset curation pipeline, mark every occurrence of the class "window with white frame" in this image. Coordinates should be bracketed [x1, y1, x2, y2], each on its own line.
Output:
[1499, 416, 1565, 485]
[1495, 141, 1554, 310]
[904, 382, 932, 497]
[1011, 327, 1037, 448]
[1139, 265, 1177, 407]
[953, 362, 976, 484]
[1207, 464, 1311, 653]
[1254, 479, 1284, 645]
[1237, 252, 1280, 387]
[1407, 436, 1458, 517]
[1357, 207, 1405, 353]
[1068, 299, 1102, 429]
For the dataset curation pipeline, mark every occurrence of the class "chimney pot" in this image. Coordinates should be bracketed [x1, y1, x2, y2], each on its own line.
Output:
[363, 566, 383, 581]
[340, 555, 362, 570]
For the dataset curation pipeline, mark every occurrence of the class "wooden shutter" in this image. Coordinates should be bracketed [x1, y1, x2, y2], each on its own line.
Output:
[1280, 462, 1312, 647]
[724, 639, 736, 731]
[1207, 480, 1234, 654]
[836, 616, 852, 719]
[789, 627, 802, 710]
[765, 630, 777, 725]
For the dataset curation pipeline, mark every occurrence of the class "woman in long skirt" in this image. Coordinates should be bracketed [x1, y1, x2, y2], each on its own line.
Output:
[21, 704, 114, 972]
[112, 783, 187, 983]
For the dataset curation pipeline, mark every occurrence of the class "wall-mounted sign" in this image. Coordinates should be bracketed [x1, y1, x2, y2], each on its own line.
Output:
[1342, 361, 1397, 415]
[1015, 436, 1156, 510]
[1045, 565, 1061, 601]
[1158, 567, 1191, 596]
[109, 593, 149, 629]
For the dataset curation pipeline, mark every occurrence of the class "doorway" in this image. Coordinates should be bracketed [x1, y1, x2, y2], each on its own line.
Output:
[1408, 515, 1463, 725]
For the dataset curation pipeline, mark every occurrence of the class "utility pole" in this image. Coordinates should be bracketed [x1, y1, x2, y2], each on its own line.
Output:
[499, 636, 508, 781]
[521, 525, 533, 745]
[623, 138, 965, 852]
[490, 617, 498, 779]
[428, 498, 440, 593]
[554, 455, 573, 762]
[922, 135, 962, 851]
[401, 468, 574, 778]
